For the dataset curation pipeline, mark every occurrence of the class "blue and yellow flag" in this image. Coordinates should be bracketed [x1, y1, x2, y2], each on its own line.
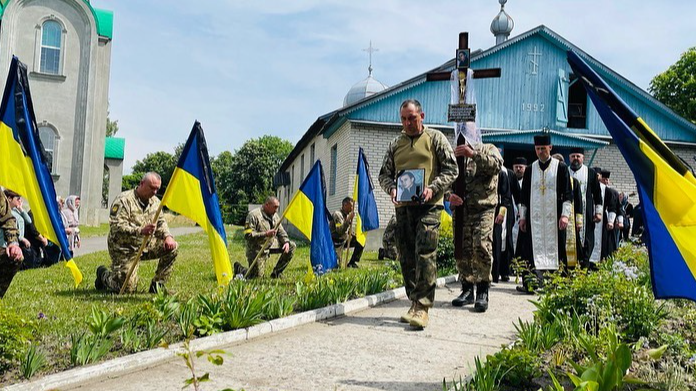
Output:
[284, 160, 337, 274]
[352, 148, 380, 246]
[0, 57, 82, 286]
[161, 122, 232, 286]
[567, 50, 696, 301]
[441, 200, 453, 235]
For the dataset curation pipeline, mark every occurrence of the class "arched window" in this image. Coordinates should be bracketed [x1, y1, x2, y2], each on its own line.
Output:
[38, 126, 58, 173]
[40, 20, 62, 75]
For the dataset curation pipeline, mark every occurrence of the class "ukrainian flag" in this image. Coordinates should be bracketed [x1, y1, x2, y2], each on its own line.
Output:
[567, 50, 696, 301]
[441, 200, 453, 236]
[284, 160, 337, 274]
[352, 148, 380, 246]
[0, 57, 81, 286]
[161, 122, 232, 286]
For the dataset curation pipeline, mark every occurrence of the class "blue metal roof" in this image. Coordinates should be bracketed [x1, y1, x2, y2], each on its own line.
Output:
[482, 129, 608, 149]
[280, 25, 696, 172]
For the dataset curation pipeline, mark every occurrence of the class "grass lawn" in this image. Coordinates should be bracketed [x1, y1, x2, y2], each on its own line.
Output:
[79, 213, 197, 238]
[0, 226, 398, 384]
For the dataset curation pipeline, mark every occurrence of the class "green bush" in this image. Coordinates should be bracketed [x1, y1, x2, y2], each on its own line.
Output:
[436, 229, 456, 276]
[0, 307, 35, 373]
[486, 346, 542, 386]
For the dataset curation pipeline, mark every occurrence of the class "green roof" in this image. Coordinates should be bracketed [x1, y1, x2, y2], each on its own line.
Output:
[0, 0, 113, 39]
[104, 137, 125, 160]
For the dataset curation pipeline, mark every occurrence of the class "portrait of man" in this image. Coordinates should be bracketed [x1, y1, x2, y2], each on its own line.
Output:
[397, 169, 424, 202]
[456, 49, 470, 69]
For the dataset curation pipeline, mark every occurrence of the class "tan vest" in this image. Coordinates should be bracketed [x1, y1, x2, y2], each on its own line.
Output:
[393, 129, 442, 206]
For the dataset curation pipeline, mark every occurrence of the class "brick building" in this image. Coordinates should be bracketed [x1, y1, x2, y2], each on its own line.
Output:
[276, 19, 696, 248]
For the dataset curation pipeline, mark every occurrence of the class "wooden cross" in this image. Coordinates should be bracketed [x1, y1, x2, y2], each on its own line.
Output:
[426, 32, 502, 260]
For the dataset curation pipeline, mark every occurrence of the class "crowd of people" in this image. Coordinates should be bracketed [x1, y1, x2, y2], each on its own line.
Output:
[0, 190, 81, 298]
[1, 99, 642, 330]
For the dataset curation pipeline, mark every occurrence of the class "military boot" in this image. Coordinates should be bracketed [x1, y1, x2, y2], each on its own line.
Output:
[452, 281, 475, 307]
[409, 301, 429, 329]
[474, 282, 489, 312]
[399, 301, 416, 323]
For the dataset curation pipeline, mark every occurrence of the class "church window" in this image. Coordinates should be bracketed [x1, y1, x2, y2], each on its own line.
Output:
[40, 20, 63, 75]
[300, 153, 305, 180]
[330, 144, 337, 195]
[567, 75, 588, 129]
[39, 126, 58, 173]
[310, 143, 315, 164]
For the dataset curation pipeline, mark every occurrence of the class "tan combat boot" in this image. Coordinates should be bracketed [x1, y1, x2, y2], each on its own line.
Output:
[409, 301, 429, 329]
[399, 301, 417, 323]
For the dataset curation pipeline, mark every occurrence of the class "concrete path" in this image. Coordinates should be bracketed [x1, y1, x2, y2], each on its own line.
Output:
[73, 226, 203, 256]
[66, 282, 535, 391]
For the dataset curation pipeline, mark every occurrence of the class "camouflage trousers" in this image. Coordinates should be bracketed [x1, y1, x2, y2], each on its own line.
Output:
[245, 241, 296, 279]
[0, 253, 22, 299]
[335, 237, 364, 266]
[395, 205, 441, 307]
[457, 206, 495, 284]
[381, 215, 398, 260]
[102, 240, 178, 293]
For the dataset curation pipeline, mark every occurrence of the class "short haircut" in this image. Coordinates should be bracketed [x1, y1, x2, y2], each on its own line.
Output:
[551, 153, 565, 163]
[400, 99, 422, 113]
[141, 172, 162, 183]
[265, 196, 279, 205]
[342, 197, 354, 205]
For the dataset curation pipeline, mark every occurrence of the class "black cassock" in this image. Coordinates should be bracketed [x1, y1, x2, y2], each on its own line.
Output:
[569, 165, 603, 263]
[492, 168, 515, 281]
[519, 158, 572, 270]
[601, 186, 620, 259]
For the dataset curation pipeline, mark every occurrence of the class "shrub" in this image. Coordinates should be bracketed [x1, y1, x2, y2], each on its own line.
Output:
[486, 346, 542, 386]
[436, 229, 456, 276]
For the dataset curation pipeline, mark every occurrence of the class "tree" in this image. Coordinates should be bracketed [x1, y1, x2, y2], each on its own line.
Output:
[649, 47, 696, 124]
[127, 151, 176, 196]
[212, 136, 293, 224]
[106, 105, 119, 136]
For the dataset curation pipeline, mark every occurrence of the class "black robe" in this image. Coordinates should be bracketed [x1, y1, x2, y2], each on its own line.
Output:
[569, 165, 603, 263]
[601, 186, 620, 259]
[519, 158, 572, 270]
[492, 169, 514, 281]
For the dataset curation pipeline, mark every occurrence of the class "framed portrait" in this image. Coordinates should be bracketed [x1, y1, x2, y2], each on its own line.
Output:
[456, 48, 470, 70]
[397, 168, 425, 203]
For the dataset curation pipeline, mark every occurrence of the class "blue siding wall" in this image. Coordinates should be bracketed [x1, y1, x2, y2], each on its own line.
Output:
[345, 29, 696, 143]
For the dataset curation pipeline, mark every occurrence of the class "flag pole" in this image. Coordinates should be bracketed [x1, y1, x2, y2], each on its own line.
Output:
[342, 200, 356, 268]
[119, 203, 165, 294]
[243, 217, 286, 279]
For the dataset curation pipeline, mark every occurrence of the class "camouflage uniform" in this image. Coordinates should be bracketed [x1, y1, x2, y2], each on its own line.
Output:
[330, 209, 363, 266]
[244, 207, 296, 278]
[100, 190, 177, 293]
[451, 143, 502, 283]
[0, 191, 20, 298]
[379, 127, 458, 307]
[381, 215, 398, 260]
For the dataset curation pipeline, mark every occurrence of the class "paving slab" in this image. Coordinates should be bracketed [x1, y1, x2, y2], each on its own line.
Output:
[61, 281, 535, 391]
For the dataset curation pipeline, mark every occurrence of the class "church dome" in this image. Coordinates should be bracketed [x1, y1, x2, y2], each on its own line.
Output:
[343, 73, 388, 107]
[490, 0, 514, 44]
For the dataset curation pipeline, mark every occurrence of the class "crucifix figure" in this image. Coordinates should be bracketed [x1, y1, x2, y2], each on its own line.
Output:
[426, 32, 502, 260]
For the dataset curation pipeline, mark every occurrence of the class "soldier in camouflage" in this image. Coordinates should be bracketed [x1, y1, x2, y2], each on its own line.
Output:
[330, 197, 363, 268]
[448, 140, 502, 312]
[95, 172, 179, 294]
[0, 189, 23, 298]
[378, 215, 398, 260]
[378, 99, 458, 329]
[234, 196, 295, 279]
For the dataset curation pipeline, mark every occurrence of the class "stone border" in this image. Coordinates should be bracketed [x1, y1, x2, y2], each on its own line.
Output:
[4, 275, 458, 391]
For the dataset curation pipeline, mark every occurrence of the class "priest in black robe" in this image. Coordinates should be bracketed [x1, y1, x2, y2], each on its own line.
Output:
[492, 166, 514, 282]
[567, 148, 603, 268]
[516, 135, 572, 293]
[599, 170, 620, 260]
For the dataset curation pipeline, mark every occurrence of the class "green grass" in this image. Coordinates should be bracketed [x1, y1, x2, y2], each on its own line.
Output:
[79, 213, 197, 238]
[0, 226, 396, 384]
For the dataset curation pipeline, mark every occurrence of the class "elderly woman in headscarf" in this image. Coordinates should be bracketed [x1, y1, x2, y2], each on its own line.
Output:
[62, 195, 81, 250]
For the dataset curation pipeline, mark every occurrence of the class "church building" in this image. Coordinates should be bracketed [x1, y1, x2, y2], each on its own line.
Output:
[0, 0, 119, 225]
[276, 2, 696, 247]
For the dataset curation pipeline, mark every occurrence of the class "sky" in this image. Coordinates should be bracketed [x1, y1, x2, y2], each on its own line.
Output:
[93, 0, 696, 172]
